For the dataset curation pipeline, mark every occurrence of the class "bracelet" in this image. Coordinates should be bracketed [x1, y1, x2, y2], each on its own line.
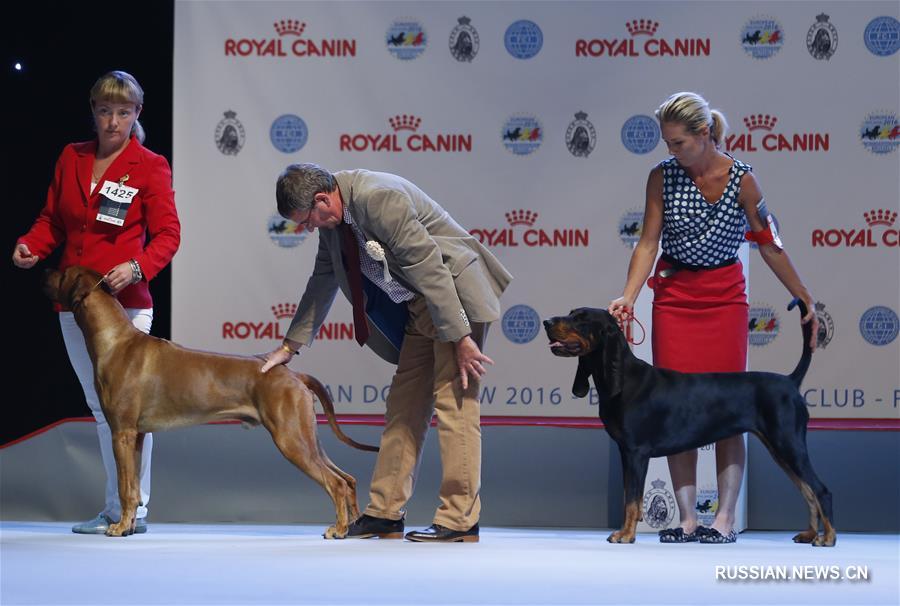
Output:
[129, 258, 143, 284]
[280, 343, 298, 356]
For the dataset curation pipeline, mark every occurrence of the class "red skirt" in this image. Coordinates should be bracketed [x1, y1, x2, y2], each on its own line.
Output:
[650, 256, 748, 373]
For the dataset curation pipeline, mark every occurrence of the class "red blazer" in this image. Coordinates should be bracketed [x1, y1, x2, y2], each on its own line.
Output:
[19, 137, 181, 310]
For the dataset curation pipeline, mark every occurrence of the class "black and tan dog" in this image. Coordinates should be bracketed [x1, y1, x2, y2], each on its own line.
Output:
[544, 301, 835, 546]
[44, 266, 377, 538]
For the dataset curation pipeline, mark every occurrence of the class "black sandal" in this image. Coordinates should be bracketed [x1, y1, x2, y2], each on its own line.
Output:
[699, 528, 737, 544]
[658, 525, 708, 543]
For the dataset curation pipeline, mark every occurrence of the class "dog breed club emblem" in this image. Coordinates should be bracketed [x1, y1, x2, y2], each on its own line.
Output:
[566, 111, 596, 158]
[643, 479, 676, 529]
[215, 110, 246, 156]
[807, 13, 838, 60]
[449, 16, 479, 62]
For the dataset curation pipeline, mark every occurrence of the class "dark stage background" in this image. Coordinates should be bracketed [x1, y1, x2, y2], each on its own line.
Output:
[2, 2, 175, 444]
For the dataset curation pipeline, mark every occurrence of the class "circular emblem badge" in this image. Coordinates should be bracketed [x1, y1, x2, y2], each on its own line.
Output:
[814, 302, 834, 349]
[504, 20, 543, 59]
[502, 115, 543, 156]
[502, 304, 541, 344]
[807, 13, 838, 60]
[749, 303, 779, 347]
[215, 110, 245, 156]
[270, 114, 308, 153]
[741, 16, 784, 59]
[618, 210, 644, 248]
[859, 306, 899, 346]
[566, 111, 596, 158]
[449, 16, 479, 62]
[642, 479, 676, 529]
[621, 115, 660, 155]
[860, 112, 900, 155]
[864, 16, 900, 57]
[386, 20, 427, 61]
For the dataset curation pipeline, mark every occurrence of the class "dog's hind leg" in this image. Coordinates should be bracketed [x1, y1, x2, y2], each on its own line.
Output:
[317, 442, 361, 520]
[608, 450, 649, 544]
[262, 400, 353, 539]
[755, 429, 835, 547]
[107, 427, 140, 537]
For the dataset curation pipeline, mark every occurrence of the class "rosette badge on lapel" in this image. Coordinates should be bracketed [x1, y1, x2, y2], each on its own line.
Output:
[365, 241, 393, 283]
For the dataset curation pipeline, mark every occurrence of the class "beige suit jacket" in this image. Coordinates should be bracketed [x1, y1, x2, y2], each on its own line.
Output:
[286, 170, 512, 364]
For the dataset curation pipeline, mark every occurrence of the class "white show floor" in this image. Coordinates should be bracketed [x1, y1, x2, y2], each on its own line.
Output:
[1, 523, 897, 606]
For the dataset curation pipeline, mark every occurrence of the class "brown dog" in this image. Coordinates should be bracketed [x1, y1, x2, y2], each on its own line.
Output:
[44, 265, 377, 538]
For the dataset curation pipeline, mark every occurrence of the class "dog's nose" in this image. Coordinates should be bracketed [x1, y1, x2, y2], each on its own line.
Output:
[542, 319, 552, 329]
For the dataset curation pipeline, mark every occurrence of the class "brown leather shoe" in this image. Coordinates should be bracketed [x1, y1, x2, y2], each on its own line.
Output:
[404, 523, 479, 543]
[345, 514, 405, 539]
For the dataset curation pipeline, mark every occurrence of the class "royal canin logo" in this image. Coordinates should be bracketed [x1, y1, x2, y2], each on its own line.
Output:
[222, 303, 355, 340]
[725, 114, 829, 153]
[469, 210, 590, 248]
[225, 19, 357, 57]
[576, 19, 711, 57]
[812, 209, 899, 248]
[340, 115, 472, 152]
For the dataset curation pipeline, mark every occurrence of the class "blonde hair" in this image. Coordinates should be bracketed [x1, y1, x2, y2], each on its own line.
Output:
[655, 92, 728, 147]
[89, 70, 146, 143]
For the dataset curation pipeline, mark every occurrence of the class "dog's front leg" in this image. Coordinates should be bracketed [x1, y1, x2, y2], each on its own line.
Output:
[608, 451, 649, 544]
[107, 428, 140, 537]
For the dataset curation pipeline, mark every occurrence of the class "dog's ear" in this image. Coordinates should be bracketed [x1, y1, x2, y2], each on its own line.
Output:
[65, 270, 95, 309]
[602, 329, 626, 398]
[572, 355, 591, 398]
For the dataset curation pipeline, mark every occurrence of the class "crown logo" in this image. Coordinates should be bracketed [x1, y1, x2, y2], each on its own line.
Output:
[626, 19, 660, 36]
[863, 209, 897, 226]
[271, 303, 298, 319]
[457, 16, 471, 26]
[505, 209, 538, 227]
[650, 479, 667, 490]
[816, 13, 831, 23]
[744, 114, 778, 131]
[223, 110, 237, 120]
[274, 19, 306, 37]
[388, 114, 421, 132]
[574, 111, 588, 121]
[815, 301, 826, 312]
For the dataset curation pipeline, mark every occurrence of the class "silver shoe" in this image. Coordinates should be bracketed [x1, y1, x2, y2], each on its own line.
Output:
[71, 513, 148, 535]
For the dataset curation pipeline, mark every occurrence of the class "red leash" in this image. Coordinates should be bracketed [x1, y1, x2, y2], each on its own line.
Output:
[618, 310, 646, 346]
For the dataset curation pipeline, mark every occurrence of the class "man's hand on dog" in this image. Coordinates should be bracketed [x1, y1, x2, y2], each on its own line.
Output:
[261, 341, 301, 373]
[454, 334, 493, 390]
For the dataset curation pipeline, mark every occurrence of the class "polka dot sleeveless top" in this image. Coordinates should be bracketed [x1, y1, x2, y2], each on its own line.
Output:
[660, 155, 751, 267]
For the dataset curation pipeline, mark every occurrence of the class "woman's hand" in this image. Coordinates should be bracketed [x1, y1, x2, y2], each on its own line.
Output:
[104, 261, 136, 294]
[608, 296, 634, 324]
[12, 243, 39, 269]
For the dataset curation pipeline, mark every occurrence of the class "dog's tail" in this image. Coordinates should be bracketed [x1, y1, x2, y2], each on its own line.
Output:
[300, 374, 379, 452]
[787, 298, 813, 386]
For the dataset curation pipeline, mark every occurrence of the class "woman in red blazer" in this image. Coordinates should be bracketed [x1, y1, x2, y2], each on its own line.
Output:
[12, 71, 180, 535]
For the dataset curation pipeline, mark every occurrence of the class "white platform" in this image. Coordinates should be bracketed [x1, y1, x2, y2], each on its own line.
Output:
[1, 523, 896, 606]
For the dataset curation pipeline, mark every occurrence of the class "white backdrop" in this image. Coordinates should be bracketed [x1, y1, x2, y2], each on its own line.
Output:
[173, 1, 899, 422]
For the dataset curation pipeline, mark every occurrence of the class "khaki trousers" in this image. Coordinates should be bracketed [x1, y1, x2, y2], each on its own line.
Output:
[364, 296, 486, 531]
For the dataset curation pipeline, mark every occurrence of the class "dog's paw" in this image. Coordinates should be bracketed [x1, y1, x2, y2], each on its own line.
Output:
[105, 522, 131, 537]
[322, 525, 347, 540]
[607, 530, 636, 544]
[812, 534, 836, 547]
[792, 529, 817, 544]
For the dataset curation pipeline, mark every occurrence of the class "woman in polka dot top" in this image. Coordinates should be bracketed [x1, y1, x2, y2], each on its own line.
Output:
[608, 92, 818, 544]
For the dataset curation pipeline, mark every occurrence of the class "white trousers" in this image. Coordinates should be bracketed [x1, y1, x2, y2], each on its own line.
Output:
[60, 309, 153, 521]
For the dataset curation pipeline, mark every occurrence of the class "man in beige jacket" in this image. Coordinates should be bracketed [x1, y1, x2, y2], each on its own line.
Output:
[262, 163, 511, 542]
